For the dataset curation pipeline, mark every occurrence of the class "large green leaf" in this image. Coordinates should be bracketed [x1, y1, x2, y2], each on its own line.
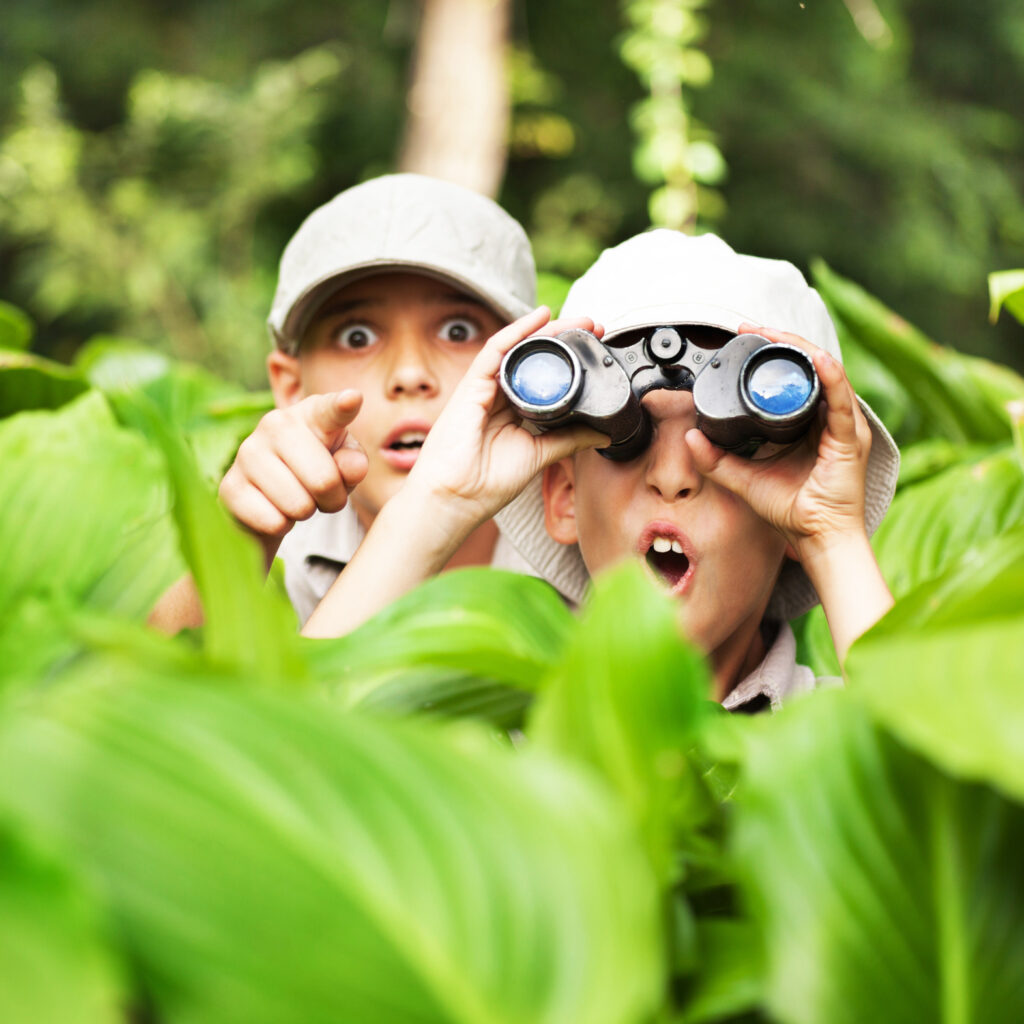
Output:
[731, 691, 1024, 1024]
[0, 674, 663, 1024]
[0, 821, 125, 1024]
[872, 446, 1024, 598]
[847, 524, 1024, 804]
[308, 568, 573, 712]
[76, 337, 272, 481]
[529, 563, 712, 886]
[0, 350, 89, 417]
[117, 391, 304, 681]
[0, 392, 181, 622]
[813, 260, 1016, 445]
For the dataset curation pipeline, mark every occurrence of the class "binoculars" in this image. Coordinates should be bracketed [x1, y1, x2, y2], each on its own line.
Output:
[499, 326, 821, 461]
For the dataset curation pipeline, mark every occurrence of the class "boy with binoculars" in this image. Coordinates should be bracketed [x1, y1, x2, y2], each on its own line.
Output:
[304, 229, 900, 708]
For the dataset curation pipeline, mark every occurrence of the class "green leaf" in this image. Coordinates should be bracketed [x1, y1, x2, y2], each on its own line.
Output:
[308, 568, 573, 698]
[76, 337, 272, 481]
[0, 351, 89, 417]
[0, 676, 664, 1024]
[989, 269, 1024, 325]
[0, 821, 124, 1024]
[847, 524, 1024, 803]
[790, 606, 841, 678]
[0, 301, 34, 351]
[895, 438, 994, 489]
[115, 391, 304, 681]
[813, 260, 1013, 445]
[872, 446, 1024, 598]
[677, 918, 763, 1024]
[732, 691, 1024, 1024]
[0, 392, 181, 622]
[529, 563, 712, 884]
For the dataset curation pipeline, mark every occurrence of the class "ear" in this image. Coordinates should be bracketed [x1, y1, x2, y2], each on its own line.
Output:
[542, 458, 579, 546]
[267, 349, 303, 408]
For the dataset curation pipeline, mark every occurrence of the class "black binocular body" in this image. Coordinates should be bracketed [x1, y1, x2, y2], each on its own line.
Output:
[499, 326, 822, 462]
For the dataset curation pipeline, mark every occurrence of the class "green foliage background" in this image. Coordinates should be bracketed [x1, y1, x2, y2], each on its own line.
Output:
[1, 0, 1023, 381]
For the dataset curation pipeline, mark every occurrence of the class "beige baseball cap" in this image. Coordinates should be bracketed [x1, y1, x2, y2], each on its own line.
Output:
[495, 229, 900, 621]
[268, 173, 537, 353]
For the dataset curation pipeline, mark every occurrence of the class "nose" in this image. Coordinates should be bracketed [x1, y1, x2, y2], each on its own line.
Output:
[641, 392, 703, 502]
[385, 329, 440, 398]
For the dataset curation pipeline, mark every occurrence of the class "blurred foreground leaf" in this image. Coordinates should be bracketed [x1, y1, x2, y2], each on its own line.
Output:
[116, 392, 303, 681]
[530, 564, 712, 885]
[0, 822, 124, 1024]
[0, 350, 88, 417]
[871, 447, 1024, 598]
[848, 524, 1024, 803]
[0, 677, 663, 1024]
[76, 337, 272, 481]
[308, 568, 573, 723]
[0, 392, 180, 625]
[732, 691, 1024, 1024]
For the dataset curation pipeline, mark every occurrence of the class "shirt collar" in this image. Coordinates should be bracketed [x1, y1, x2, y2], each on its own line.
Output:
[721, 622, 818, 712]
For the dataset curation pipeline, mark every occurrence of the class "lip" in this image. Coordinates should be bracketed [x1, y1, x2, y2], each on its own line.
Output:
[636, 520, 697, 596]
[380, 418, 433, 471]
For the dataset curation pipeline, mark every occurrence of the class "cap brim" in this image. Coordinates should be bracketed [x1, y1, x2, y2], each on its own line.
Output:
[277, 261, 533, 352]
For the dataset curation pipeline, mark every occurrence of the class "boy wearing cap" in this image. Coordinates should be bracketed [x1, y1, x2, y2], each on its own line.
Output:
[151, 173, 595, 630]
[304, 230, 899, 709]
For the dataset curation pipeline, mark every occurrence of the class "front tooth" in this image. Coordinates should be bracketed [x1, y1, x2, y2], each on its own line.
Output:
[652, 537, 672, 553]
[671, 540, 683, 555]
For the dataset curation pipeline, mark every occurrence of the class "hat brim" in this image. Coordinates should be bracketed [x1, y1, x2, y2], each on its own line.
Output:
[275, 261, 533, 353]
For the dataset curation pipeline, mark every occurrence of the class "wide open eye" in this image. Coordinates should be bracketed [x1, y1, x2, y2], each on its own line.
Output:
[439, 317, 482, 344]
[334, 322, 380, 351]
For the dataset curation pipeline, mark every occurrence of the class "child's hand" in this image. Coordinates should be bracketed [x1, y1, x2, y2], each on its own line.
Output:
[403, 306, 610, 531]
[684, 324, 874, 563]
[218, 390, 369, 565]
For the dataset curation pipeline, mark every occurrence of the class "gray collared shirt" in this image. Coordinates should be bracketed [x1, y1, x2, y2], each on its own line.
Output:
[722, 621, 837, 711]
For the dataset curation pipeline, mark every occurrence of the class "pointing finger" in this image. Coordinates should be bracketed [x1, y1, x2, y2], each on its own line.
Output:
[304, 389, 363, 449]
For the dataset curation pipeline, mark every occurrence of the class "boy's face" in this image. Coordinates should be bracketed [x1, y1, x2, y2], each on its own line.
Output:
[270, 272, 504, 528]
[543, 388, 789, 663]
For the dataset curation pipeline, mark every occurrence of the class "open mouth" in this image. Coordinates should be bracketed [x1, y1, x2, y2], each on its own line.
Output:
[640, 528, 693, 591]
[387, 429, 427, 453]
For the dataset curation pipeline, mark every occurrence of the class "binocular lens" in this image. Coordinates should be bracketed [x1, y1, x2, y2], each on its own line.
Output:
[745, 356, 815, 417]
[508, 349, 575, 407]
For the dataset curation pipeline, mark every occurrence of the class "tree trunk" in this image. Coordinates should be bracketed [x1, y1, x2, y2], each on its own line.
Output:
[398, 0, 511, 198]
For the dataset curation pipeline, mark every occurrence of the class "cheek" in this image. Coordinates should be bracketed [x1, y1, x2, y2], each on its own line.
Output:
[573, 461, 639, 573]
[435, 346, 481, 396]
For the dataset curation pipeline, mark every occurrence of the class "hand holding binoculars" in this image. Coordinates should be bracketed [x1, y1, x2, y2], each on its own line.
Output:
[499, 325, 822, 461]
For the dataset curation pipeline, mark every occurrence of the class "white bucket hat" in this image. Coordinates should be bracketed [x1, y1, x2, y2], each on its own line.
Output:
[268, 173, 536, 353]
[495, 229, 900, 621]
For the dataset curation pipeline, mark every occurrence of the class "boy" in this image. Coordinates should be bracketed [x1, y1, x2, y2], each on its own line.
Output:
[304, 231, 899, 709]
[151, 173, 596, 629]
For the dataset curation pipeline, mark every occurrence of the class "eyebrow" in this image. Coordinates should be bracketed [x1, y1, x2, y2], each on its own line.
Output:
[312, 288, 491, 322]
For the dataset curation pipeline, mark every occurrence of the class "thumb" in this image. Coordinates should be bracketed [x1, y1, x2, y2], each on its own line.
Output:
[685, 428, 754, 500]
[534, 425, 611, 467]
[304, 390, 363, 450]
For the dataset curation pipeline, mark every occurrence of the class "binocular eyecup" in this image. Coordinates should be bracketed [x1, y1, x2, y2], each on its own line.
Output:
[499, 326, 821, 461]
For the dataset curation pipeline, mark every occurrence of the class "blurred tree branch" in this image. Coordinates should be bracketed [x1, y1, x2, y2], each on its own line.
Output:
[398, 0, 512, 197]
